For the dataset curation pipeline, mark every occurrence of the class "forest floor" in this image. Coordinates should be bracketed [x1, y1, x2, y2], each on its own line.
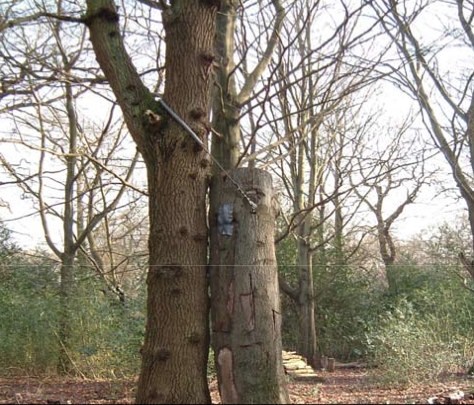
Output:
[0, 368, 473, 404]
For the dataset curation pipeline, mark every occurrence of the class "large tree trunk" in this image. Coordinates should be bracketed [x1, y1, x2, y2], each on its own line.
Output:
[85, 1, 218, 403]
[211, 168, 290, 404]
[137, 147, 211, 404]
[136, 3, 216, 402]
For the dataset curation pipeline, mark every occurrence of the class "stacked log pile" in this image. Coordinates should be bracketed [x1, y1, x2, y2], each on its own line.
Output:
[282, 351, 324, 382]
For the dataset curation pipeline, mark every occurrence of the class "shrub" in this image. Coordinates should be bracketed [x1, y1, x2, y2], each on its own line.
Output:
[365, 269, 474, 387]
[0, 258, 146, 378]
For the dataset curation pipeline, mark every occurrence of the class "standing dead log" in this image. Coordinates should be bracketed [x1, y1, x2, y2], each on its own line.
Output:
[210, 168, 290, 404]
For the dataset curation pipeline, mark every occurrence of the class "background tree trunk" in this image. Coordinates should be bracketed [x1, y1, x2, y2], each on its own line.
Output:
[57, 78, 78, 375]
[58, 253, 74, 374]
[297, 248, 318, 368]
[211, 168, 290, 404]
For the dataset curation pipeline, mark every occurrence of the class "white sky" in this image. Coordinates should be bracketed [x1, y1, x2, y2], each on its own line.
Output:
[0, 0, 470, 251]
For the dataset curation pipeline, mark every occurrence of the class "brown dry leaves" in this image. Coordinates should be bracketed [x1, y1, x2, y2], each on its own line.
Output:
[0, 369, 473, 404]
[0, 378, 135, 404]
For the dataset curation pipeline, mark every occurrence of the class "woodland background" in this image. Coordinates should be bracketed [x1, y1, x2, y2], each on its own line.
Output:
[1, 0, 474, 403]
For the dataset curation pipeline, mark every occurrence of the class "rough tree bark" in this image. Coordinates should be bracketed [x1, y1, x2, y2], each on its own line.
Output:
[208, 2, 289, 401]
[210, 168, 290, 404]
[85, 0, 218, 403]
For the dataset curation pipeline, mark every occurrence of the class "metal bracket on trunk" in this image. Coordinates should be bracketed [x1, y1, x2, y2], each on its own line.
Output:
[218, 204, 234, 236]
